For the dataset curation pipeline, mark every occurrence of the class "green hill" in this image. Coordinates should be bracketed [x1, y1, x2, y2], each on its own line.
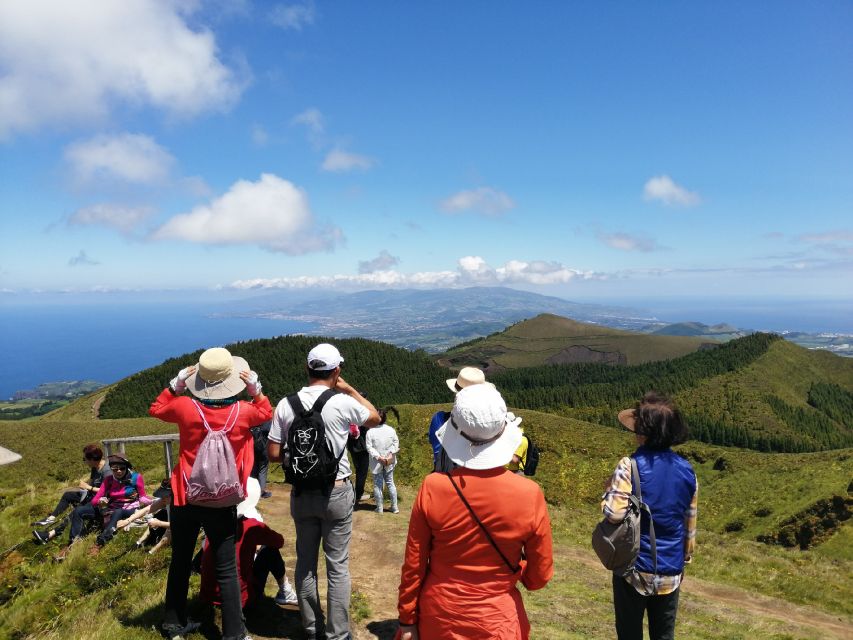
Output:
[490, 333, 853, 452]
[0, 394, 850, 639]
[441, 313, 713, 371]
[99, 335, 450, 419]
[650, 321, 747, 341]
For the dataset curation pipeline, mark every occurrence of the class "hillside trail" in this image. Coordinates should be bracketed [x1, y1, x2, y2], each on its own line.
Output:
[255, 484, 851, 640]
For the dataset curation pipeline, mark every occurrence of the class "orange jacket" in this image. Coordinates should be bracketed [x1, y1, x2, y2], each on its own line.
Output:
[398, 467, 553, 639]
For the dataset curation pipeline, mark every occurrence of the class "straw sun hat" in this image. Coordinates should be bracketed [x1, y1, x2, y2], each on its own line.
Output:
[185, 347, 249, 400]
[436, 383, 523, 470]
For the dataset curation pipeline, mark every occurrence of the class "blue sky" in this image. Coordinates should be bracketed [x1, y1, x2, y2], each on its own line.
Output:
[1, 1, 851, 302]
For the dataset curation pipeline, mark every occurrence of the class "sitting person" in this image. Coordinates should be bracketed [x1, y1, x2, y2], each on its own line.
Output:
[199, 478, 297, 609]
[366, 406, 400, 514]
[116, 479, 173, 551]
[48, 453, 150, 559]
[32, 443, 111, 541]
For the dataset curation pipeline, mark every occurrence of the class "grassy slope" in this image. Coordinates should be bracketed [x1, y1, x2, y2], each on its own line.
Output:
[441, 313, 712, 368]
[674, 339, 853, 443]
[0, 398, 850, 638]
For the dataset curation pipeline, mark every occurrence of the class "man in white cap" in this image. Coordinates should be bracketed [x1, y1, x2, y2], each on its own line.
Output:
[268, 343, 381, 640]
[428, 367, 487, 472]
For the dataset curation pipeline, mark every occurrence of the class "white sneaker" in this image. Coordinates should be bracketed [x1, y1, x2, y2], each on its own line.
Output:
[274, 582, 298, 606]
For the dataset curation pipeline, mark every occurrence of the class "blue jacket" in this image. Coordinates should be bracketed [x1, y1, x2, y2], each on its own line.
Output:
[428, 411, 450, 466]
[633, 446, 696, 576]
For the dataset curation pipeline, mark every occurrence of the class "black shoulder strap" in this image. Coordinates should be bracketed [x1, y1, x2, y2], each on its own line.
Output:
[446, 473, 520, 573]
[286, 388, 338, 418]
[630, 457, 657, 575]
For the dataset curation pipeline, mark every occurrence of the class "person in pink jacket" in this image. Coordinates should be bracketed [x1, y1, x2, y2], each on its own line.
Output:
[89, 452, 151, 547]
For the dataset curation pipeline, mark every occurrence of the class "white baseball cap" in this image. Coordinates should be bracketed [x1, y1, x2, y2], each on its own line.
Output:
[307, 343, 344, 371]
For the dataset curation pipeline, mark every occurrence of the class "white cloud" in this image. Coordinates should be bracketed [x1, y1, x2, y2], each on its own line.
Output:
[65, 133, 175, 185]
[230, 256, 601, 290]
[152, 173, 342, 254]
[643, 175, 701, 207]
[359, 250, 400, 274]
[68, 203, 154, 233]
[68, 250, 99, 267]
[291, 108, 325, 134]
[321, 149, 376, 173]
[0, 0, 245, 139]
[251, 124, 269, 147]
[798, 230, 853, 244]
[598, 232, 661, 252]
[269, 1, 316, 30]
[440, 187, 515, 216]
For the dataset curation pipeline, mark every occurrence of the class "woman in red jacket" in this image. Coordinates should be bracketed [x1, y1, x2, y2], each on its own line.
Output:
[397, 383, 554, 640]
[150, 347, 272, 640]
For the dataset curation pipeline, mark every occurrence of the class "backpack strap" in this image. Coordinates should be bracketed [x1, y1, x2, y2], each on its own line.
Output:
[630, 457, 658, 576]
[190, 400, 240, 433]
[446, 472, 520, 573]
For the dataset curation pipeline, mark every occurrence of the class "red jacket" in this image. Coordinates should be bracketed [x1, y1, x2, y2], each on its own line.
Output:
[200, 517, 285, 607]
[149, 389, 272, 507]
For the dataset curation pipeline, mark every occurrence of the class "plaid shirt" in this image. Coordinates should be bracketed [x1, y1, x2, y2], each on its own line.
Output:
[601, 456, 698, 595]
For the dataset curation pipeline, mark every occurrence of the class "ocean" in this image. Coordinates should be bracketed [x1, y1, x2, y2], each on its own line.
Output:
[3, 295, 851, 401]
[1, 302, 315, 400]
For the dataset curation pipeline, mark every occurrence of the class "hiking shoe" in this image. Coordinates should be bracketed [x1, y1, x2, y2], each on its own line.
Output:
[161, 620, 201, 639]
[360, 493, 370, 501]
[274, 581, 298, 606]
[33, 515, 56, 527]
[260, 490, 272, 499]
[32, 529, 51, 545]
[390, 507, 400, 514]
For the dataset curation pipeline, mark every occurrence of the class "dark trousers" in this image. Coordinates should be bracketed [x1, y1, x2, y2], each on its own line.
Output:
[613, 574, 680, 640]
[164, 504, 243, 640]
[351, 450, 369, 501]
[96, 508, 134, 545]
[69, 502, 101, 542]
[251, 546, 285, 597]
[51, 489, 87, 517]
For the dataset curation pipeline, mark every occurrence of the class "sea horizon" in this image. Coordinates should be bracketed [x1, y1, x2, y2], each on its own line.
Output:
[3, 295, 852, 400]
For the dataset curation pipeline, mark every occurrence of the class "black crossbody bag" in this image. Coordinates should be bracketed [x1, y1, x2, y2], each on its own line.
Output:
[446, 473, 520, 573]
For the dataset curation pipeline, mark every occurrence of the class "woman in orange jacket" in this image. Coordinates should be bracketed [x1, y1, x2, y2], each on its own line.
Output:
[397, 383, 554, 640]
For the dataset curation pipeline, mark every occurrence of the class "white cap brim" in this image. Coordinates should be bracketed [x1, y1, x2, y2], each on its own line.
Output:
[436, 414, 523, 470]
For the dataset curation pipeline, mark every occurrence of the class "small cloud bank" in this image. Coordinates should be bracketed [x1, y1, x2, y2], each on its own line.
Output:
[643, 175, 700, 207]
[598, 232, 661, 252]
[69, 203, 154, 233]
[65, 133, 174, 185]
[0, 0, 245, 139]
[269, 1, 316, 31]
[321, 149, 375, 173]
[359, 250, 400, 274]
[440, 187, 515, 216]
[291, 108, 324, 134]
[152, 173, 341, 254]
[230, 256, 601, 290]
[68, 250, 99, 267]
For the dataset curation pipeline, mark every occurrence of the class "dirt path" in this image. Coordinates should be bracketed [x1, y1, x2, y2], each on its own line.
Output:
[251, 484, 852, 640]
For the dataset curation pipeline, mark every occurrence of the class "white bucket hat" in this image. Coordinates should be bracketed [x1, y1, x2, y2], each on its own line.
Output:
[237, 477, 263, 521]
[185, 347, 249, 400]
[445, 366, 486, 393]
[436, 384, 523, 470]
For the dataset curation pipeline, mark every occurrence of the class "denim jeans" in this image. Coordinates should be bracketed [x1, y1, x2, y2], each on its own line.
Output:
[68, 502, 101, 542]
[612, 573, 680, 640]
[372, 468, 397, 513]
[164, 504, 244, 640]
[96, 507, 134, 545]
[291, 481, 354, 640]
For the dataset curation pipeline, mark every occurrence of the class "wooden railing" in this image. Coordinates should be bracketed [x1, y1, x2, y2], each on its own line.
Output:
[102, 434, 179, 478]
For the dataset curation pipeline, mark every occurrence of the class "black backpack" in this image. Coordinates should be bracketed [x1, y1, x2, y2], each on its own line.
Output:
[522, 434, 540, 476]
[284, 389, 344, 496]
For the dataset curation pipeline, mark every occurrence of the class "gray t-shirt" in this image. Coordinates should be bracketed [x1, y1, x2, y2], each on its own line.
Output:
[269, 386, 370, 481]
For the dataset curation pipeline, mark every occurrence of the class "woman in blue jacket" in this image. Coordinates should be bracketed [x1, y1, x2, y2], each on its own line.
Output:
[601, 392, 698, 640]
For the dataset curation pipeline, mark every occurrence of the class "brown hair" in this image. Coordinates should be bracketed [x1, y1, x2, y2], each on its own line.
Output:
[632, 392, 688, 450]
[82, 443, 103, 461]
